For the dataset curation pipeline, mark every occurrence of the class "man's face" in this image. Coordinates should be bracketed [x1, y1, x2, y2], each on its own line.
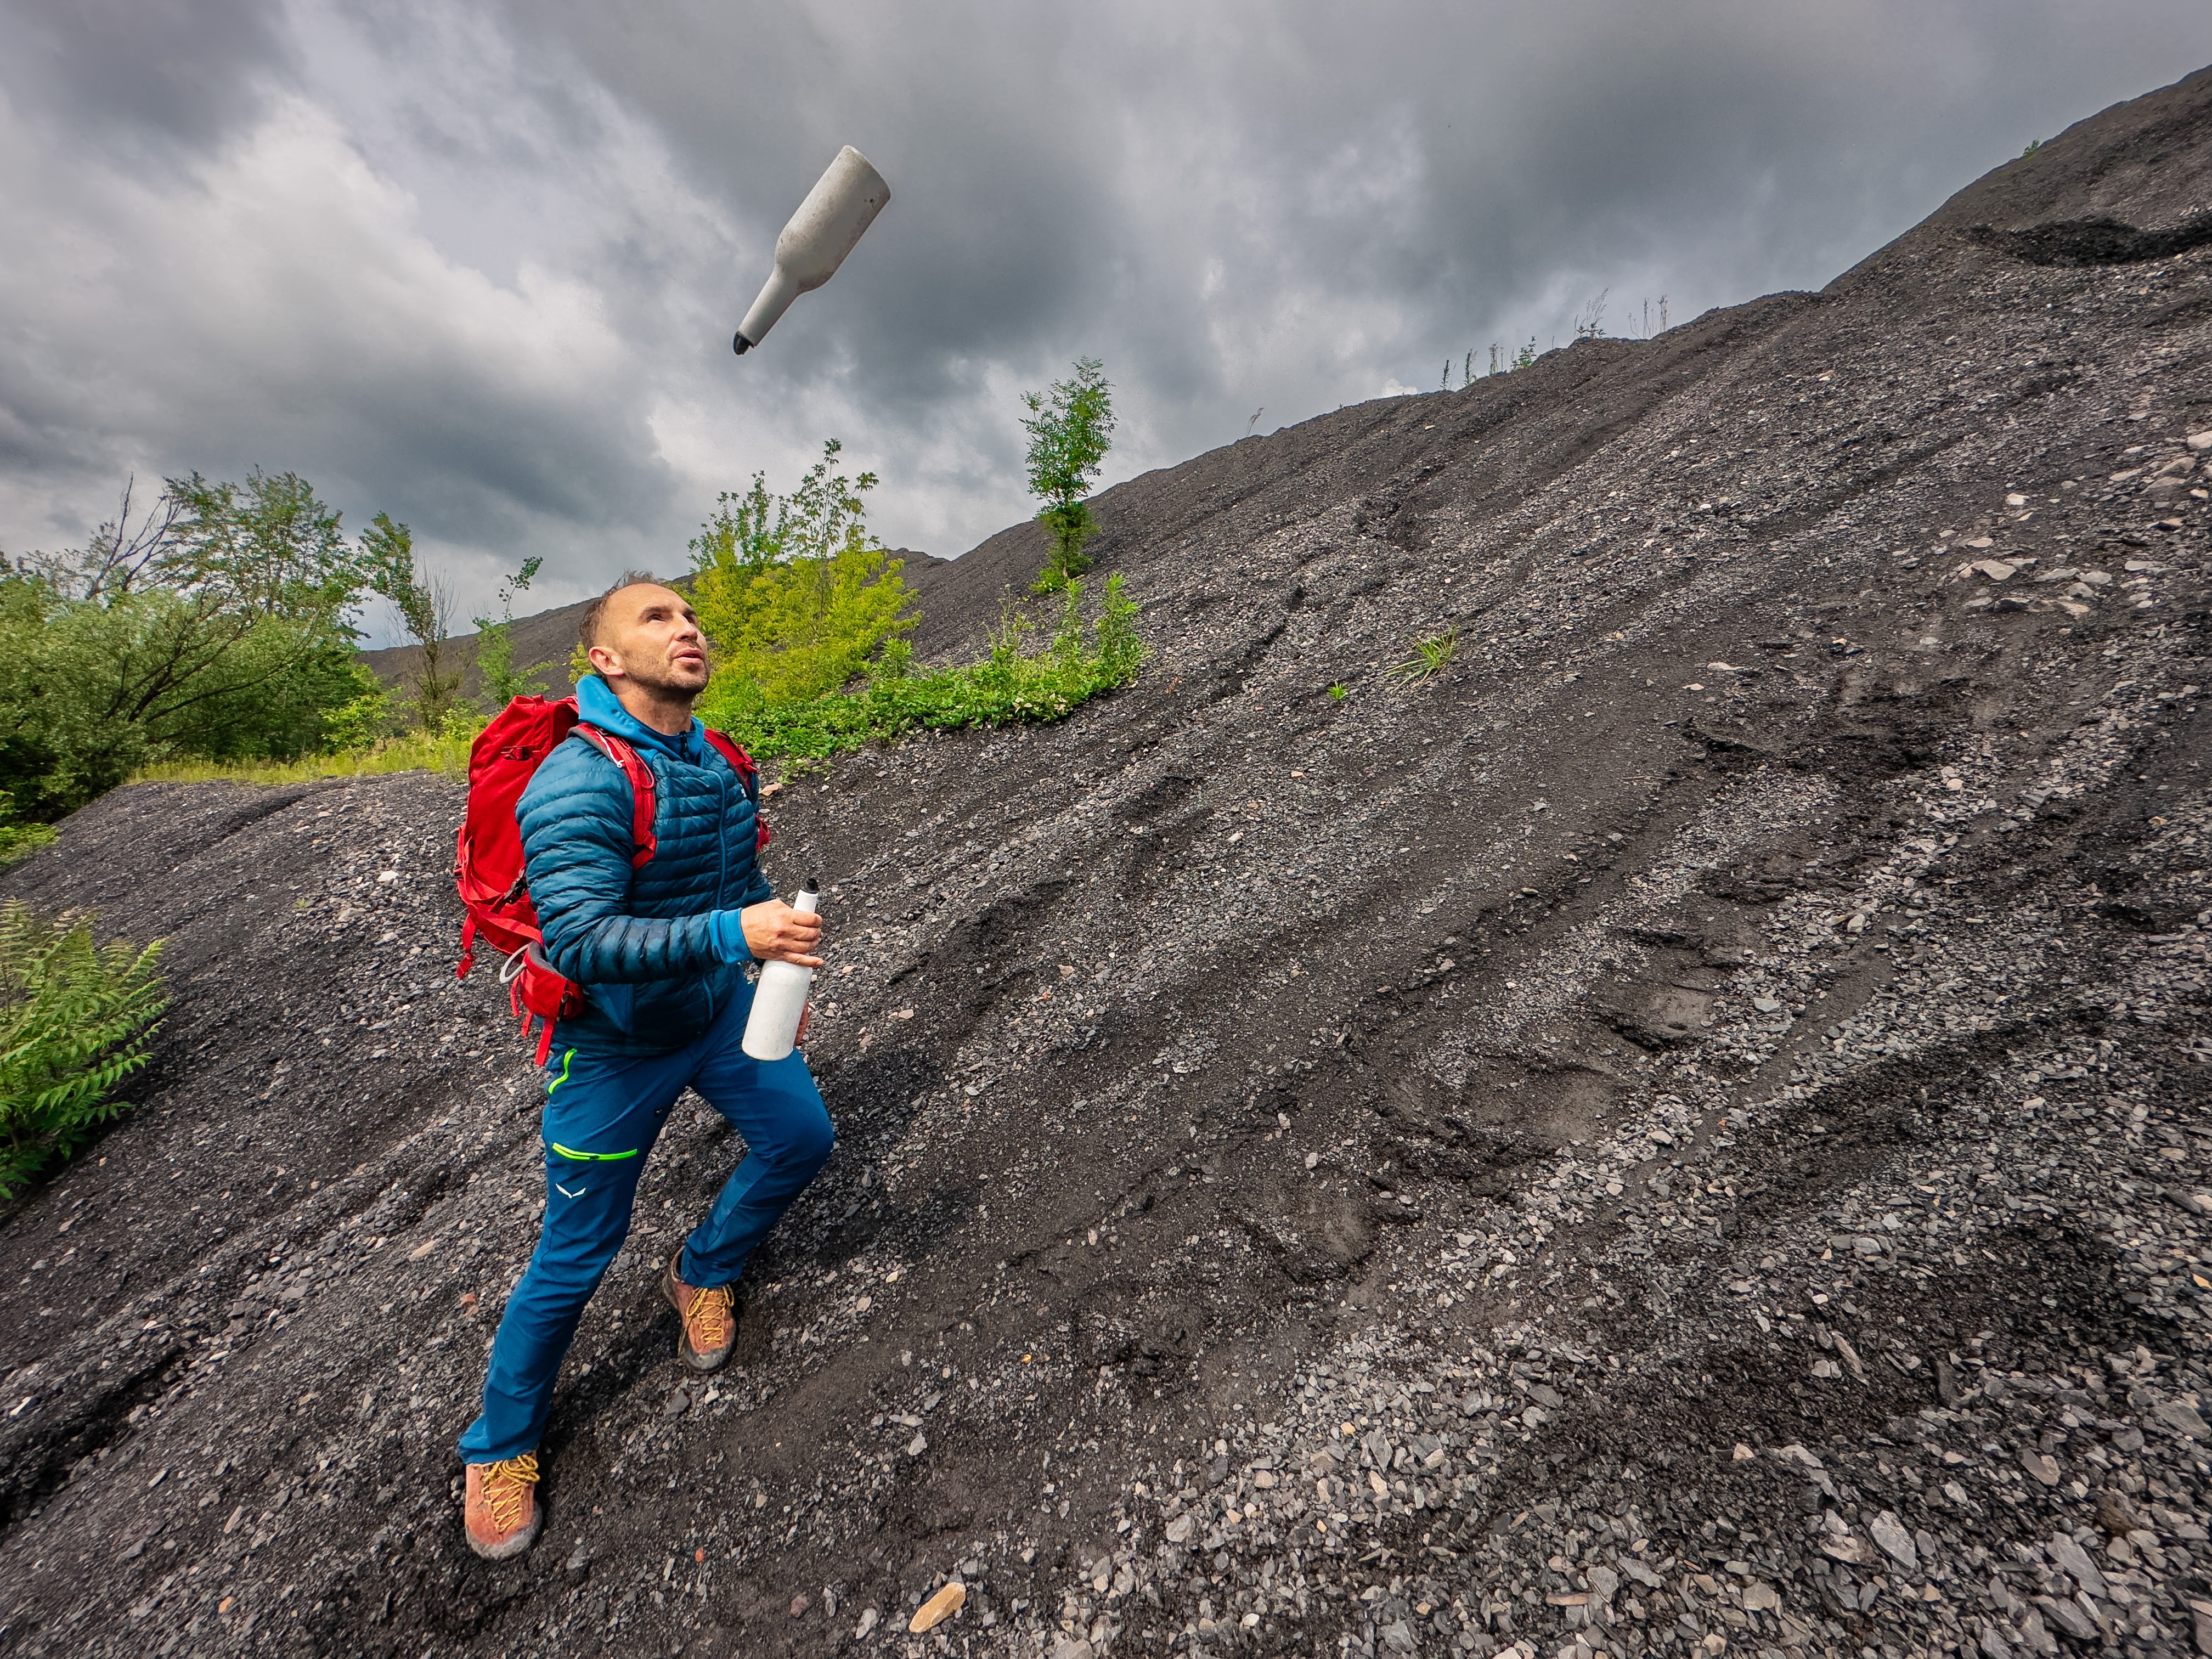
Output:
[589, 585, 710, 697]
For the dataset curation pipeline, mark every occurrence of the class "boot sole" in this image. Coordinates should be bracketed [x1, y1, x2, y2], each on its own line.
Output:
[466, 1509, 540, 1561]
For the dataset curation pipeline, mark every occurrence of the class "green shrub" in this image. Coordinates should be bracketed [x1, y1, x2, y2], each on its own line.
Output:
[0, 904, 168, 1199]
[363, 512, 467, 730]
[711, 574, 1142, 765]
[473, 557, 553, 706]
[1022, 358, 1116, 591]
[691, 441, 916, 707]
[2, 470, 410, 820]
[0, 825, 57, 866]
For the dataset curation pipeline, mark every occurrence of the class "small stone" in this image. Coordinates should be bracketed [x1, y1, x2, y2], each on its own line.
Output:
[1050, 1638, 1095, 1659]
[854, 1295, 871, 1313]
[1870, 1511, 1918, 1570]
[854, 1607, 879, 1638]
[1821, 1534, 1874, 1566]
[2045, 1532, 2107, 1600]
[790, 1593, 812, 1617]
[1741, 1582, 1779, 1612]
[663, 1389, 691, 1418]
[2188, 431, 2212, 450]
[2037, 1596, 2096, 1641]
[1753, 997, 1781, 1013]
[2019, 1448, 2061, 1486]
[2006, 493, 2028, 507]
[2155, 1401, 2208, 1440]
[910, 1581, 967, 1634]
[1165, 1514, 1194, 1543]
[1732, 1443, 1755, 1462]
[907, 1432, 928, 1456]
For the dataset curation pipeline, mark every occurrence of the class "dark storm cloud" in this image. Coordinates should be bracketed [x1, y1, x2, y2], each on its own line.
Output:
[0, 0, 295, 157]
[507, 0, 2212, 456]
[2, 0, 2209, 633]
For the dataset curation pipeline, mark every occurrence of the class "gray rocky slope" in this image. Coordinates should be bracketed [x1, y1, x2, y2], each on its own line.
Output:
[5, 63, 2212, 1659]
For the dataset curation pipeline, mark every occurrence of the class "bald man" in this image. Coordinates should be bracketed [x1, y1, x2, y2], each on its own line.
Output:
[459, 574, 829, 1560]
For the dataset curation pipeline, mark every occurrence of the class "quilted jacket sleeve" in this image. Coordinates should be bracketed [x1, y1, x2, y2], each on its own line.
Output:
[518, 741, 723, 985]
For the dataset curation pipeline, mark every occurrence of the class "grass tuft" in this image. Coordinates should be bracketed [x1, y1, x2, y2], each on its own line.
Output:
[131, 724, 481, 787]
[1389, 628, 1459, 685]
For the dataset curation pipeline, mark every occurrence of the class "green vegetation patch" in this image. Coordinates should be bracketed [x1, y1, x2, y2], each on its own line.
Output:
[706, 575, 1141, 764]
[0, 904, 168, 1200]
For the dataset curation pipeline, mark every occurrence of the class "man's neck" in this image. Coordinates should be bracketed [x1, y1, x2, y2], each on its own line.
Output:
[609, 678, 697, 737]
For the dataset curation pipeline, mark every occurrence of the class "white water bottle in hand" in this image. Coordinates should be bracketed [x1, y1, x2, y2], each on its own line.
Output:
[741, 880, 820, 1062]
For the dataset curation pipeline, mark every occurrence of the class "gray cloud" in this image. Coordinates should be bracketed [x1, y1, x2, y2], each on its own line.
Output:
[0, 0, 295, 157]
[3, 0, 2208, 640]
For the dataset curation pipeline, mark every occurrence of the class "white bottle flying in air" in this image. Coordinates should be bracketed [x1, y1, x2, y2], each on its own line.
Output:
[732, 146, 891, 355]
[741, 879, 820, 1062]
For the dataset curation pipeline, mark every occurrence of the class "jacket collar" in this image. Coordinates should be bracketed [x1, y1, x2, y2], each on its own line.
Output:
[575, 674, 709, 766]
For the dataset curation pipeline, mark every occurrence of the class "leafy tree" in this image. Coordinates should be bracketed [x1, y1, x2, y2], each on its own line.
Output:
[473, 556, 552, 706]
[690, 441, 916, 713]
[1021, 357, 1115, 591]
[0, 902, 167, 1198]
[362, 512, 465, 730]
[0, 471, 382, 817]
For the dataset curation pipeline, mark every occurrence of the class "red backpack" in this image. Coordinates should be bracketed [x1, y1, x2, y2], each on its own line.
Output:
[454, 694, 768, 1063]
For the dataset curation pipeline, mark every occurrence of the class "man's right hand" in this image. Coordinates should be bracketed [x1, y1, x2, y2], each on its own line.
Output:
[742, 899, 823, 968]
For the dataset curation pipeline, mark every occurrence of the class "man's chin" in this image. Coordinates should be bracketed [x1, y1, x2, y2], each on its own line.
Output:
[633, 662, 711, 699]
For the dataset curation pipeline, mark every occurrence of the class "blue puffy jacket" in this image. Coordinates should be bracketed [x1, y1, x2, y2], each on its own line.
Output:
[517, 676, 771, 1055]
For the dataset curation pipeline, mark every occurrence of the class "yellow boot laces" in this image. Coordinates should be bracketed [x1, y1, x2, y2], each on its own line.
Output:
[481, 1453, 539, 1532]
[685, 1283, 734, 1350]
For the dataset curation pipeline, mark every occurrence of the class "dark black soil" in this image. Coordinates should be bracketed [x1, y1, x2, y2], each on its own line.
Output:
[4, 64, 2212, 1659]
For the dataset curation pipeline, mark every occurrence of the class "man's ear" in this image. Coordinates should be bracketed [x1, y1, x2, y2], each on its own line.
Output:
[587, 643, 624, 681]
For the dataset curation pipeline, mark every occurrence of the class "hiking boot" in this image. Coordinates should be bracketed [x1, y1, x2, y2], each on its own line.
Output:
[662, 1249, 737, 1372]
[463, 1453, 541, 1560]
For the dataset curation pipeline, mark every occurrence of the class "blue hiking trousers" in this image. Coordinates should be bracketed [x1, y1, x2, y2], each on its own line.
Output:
[458, 988, 832, 1464]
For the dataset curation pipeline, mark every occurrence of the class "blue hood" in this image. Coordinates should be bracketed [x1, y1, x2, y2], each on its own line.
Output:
[575, 674, 709, 767]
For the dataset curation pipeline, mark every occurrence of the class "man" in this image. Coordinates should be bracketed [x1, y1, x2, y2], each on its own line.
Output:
[460, 574, 829, 1561]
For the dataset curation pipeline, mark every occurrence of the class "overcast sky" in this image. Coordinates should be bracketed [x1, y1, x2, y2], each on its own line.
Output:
[3, 2, 2206, 641]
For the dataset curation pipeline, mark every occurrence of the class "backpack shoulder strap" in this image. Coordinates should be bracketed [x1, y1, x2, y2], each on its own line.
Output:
[701, 727, 757, 800]
[571, 724, 659, 868]
[702, 726, 772, 850]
